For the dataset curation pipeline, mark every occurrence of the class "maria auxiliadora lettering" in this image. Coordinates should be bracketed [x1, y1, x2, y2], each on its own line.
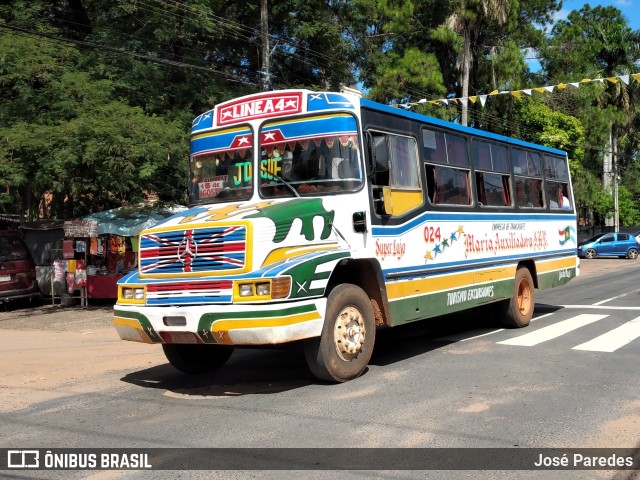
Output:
[464, 231, 548, 258]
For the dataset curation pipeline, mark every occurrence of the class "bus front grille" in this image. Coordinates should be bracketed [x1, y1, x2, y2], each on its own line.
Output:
[139, 225, 246, 276]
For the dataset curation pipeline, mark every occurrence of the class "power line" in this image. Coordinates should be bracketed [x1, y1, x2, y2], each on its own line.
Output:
[0, 23, 257, 86]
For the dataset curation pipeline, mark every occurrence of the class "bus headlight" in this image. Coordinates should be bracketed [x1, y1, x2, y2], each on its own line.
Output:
[239, 284, 254, 297]
[119, 286, 146, 304]
[256, 282, 270, 296]
[234, 277, 291, 302]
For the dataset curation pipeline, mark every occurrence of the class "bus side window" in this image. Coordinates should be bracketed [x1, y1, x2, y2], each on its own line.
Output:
[370, 131, 422, 216]
[429, 165, 470, 205]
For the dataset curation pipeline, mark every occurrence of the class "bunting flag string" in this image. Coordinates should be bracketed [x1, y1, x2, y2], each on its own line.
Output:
[396, 72, 640, 109]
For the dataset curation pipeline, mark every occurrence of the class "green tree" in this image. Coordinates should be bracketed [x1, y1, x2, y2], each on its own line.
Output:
[540, 5, 640, 227]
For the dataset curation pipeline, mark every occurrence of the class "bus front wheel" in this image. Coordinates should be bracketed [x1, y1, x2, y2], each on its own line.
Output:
[162, 344, 233, 374]
[494, 267, 535, 328]
[304, 284, 376, 383]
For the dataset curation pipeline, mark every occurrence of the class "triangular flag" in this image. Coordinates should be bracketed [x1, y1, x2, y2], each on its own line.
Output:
[534, 87, 546, 93]
[418, 99, 427, 103]
[450, 98, 459, 104]
[569, 82, 579, 88]
[595, 78, 605, 83]
[469, 96, 477, 104]
[460, 98, 468, 107]
[489, 89, 499, 95]
[440, 99, 449, 106]
[632, 74, 640, 83]
[544, 86, 555, 93]
[522, 89, 532, 96]
[511, 91, 522, 98]
[557, 83, 567, 89]
[430, 101, 439, 105]
[620, 75, 629, 85]
[606, 77, 618, 84]
[479, 95, 487, 107]
[580, 78, 592, 83]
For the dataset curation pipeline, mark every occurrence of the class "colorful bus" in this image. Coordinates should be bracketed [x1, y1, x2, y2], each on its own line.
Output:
[114, 89, 578, 382]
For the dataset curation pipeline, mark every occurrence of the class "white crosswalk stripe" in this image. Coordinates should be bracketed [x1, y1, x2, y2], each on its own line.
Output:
[496, 314, 608, 347]
[572, 316, 640, 352]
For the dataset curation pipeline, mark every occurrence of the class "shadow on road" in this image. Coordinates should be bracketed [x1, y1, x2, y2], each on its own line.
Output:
[120, 302, 564, 393]
[121, 346, 316, 396]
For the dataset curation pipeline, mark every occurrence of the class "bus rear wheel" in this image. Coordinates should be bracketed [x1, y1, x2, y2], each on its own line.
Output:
[304, 284, 375, 383]
[162, 344, 233, 374]
[494, 266, 535, 328]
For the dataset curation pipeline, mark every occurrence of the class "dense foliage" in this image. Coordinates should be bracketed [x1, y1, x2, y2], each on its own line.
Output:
[1, 0, 639, 225]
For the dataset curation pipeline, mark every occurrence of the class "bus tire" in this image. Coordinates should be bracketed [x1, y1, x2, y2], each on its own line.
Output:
[495, 267, 535, 328]
[303, 284, 375, 383]
[162, 344, 233, 374]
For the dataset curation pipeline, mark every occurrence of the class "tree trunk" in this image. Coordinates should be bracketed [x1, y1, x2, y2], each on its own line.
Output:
[460, 27, 471, 126]
[260, 0, 270, 91]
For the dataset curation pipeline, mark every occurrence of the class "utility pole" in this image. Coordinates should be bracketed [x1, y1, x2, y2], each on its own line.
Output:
[603, 126, 614, 227]
[613, 135, 619, 231]
[260, 0, 271, 91]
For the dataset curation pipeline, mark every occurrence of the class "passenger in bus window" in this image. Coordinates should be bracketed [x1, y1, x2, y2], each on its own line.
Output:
[561, 184, 570, 209]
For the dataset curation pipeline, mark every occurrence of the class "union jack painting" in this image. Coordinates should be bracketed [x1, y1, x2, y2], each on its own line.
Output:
[139, 226, 246, 275]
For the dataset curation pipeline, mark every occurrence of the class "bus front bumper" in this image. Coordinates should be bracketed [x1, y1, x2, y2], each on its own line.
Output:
[113, 299, 327, 346]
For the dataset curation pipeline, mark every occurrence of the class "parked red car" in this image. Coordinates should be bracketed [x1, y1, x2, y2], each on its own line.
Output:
[0, 231, 40, 304]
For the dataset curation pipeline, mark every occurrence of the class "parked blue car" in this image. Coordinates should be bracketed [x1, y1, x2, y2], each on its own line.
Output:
[577, 232, 640, 259]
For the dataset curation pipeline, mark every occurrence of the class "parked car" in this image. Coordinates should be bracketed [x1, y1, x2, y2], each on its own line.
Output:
[577, 232, 640, 259]
[0, 231, 41, 303]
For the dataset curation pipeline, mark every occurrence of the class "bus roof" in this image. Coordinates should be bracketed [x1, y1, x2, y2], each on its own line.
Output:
[360, 98, 567, 157]
[190, 89, 567, 157]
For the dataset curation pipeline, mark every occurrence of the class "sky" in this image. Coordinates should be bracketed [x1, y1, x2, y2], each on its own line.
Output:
[556, 0, 639, 31]
[526, 0, 639, 73]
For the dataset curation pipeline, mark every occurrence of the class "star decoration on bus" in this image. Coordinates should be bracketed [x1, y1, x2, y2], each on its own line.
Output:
[425, 226, 465, 263]
[230, 135, 251, 148]
[262, 130, 285, 144]
[285, 99, 298, 108]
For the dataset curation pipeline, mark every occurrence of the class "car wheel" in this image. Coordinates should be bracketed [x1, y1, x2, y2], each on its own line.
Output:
[304, 284, 375, 383]
[627, 248, 639, 259]
[162, 344, 233, 374]
[584, 248, 597, 259]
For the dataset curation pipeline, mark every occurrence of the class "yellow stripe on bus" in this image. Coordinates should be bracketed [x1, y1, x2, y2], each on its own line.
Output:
[386, 265, 516, 301]
[386, 256, 577, 301]
[211, 311, 321, 333]
[261, 243, 339, 267]
[535, 256, 578, 273]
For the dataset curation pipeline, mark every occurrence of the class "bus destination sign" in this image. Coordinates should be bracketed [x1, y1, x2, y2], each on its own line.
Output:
[216, 92, 303, 126]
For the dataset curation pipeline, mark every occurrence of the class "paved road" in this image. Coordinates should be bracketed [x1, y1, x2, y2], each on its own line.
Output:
[1, 257, 639, 479]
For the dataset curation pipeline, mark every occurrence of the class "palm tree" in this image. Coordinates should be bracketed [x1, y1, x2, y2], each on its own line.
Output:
[444, 0, 510, 125]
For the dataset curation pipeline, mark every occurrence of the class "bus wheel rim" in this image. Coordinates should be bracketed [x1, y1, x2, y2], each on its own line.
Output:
[333, 306, 366, 361]
[517, 279, 532, 315]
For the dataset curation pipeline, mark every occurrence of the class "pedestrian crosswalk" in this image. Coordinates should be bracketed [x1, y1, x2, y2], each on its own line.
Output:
[439, 312, 640, 353]
[497, 314, 607, 347]
[572, 317, 640, 352]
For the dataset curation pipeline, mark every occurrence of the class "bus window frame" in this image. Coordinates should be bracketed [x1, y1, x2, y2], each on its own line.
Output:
[471, 138, 513, 208]
[422, 126, 472, 208]
[367, 129, 425, 218]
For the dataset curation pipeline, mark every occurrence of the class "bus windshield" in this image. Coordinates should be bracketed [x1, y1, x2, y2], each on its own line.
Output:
[189, 126, 253, 205]
[259, 114, 363, 198]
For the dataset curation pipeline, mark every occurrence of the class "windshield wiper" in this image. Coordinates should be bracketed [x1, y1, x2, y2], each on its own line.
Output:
[269, 172, 300, 198]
